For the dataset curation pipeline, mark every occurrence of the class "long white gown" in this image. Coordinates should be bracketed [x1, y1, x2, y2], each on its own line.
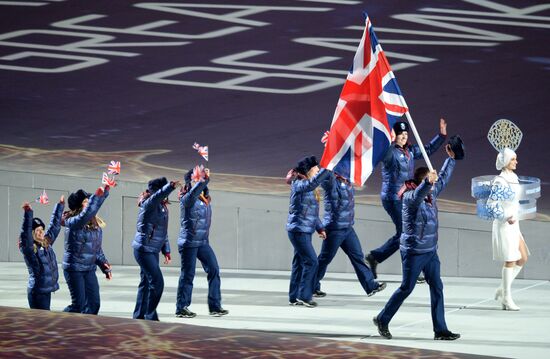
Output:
[487, 171, 529, 262]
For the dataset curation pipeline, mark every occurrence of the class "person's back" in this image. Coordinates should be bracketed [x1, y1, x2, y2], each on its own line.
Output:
[321, 172, 354, 230]
[400, 157, 455, 254]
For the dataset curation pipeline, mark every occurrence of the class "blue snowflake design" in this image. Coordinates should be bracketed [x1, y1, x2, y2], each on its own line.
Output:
[488, 184, 515, 201]
[478, 201, 505, 220]
[472, 184, 491, 199]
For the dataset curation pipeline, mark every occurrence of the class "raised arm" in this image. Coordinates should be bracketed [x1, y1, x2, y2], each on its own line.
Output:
[411, 119, 447, 159]
[20, 204, 34, 251]
[293, 168, 329, 193]
[181, 178, 209, 208]
[433, 157, 456, 198]
[45, 198, 65, 244]
[409, 178, 433, 207]
[64, 188, 109, 229]
[142, 182, 177, 208]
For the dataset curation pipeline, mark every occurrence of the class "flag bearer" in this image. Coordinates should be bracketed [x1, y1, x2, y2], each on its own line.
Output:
[366, 119, 447, 281]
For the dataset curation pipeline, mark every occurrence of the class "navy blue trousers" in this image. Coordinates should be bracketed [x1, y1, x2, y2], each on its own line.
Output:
[63, 269, 100, 314]
[176, 243, 222, 312]
[377, 250, 448, 333]
[288, 231, 318, 302]
[133, 249, 164, 321]
[315, 227, 377, 294]
[370, 199, 402, 263]
[28, 289, 51, 310]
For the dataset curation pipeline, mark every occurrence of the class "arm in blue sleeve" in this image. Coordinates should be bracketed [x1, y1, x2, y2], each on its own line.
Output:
[20, 209, 34, 250]
[320, 171, 335, 192]
[410, 179, 433, 207]
[411, 133, 446, 159]
[181, 178, 209, 208]
[64, 193, 106, 229]
[95, 246, 109, 270]
[161, 239, 171, 255]
[433, 158, 456, 198]
[45, 202, 64, 245]
[315, 217, 324, 232]
[293, 169, 330, 193]
[142, 182, 176, 208]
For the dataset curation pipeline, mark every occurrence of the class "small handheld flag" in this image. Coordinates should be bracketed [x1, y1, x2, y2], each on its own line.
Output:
[107, 161, 121, 175]
[192, 143, 209, 161]
[102, 172, 117, 187]
[35, 189, 49, 205]
[191, 165, 206, 182]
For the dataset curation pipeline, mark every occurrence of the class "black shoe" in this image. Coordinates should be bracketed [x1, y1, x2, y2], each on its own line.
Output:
[209, 308, 229, 317]
[175, 307, 196, 318]
[434, 331, 460, 340]
[368, 282, 387, 297]
[366, 254, 378, 279]
[417, 275, 426, 284]
[313, 290, 326, 298]
[297, 299, 318, 308]
[373, 316, 392, 339]
[289, 299, 303, 306]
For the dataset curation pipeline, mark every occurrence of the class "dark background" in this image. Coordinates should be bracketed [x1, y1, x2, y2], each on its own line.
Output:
[1, 0, 548, 212]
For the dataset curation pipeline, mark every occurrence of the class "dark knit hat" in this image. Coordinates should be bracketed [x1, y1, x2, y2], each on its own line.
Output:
[296, 156, 319, 175]
[148, 177, 168, 192]
[448, 135, 465, 160]
[68, 189, 90, 211]
[393, 121, 409, 136]
[32, 218, 45, 231]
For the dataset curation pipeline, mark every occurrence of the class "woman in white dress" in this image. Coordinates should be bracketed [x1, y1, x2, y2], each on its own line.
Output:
[486, 148, 529, 310]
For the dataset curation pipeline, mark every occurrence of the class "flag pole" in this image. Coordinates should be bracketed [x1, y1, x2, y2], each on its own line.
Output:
[404, 112, 434, 172]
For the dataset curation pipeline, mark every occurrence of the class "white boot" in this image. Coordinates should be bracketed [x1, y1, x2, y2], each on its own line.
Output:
[501, 267, 520, 311]
[513, 265, 523, 280]
[494, 287, 503, 301]
[496, 265, 522, 301]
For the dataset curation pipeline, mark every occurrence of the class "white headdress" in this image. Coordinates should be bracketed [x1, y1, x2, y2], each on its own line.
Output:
[495, 147, 516, 171]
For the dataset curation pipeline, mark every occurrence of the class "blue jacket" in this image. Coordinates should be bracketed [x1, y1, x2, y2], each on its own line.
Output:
[132, 182, 175, 254]
[321, 172, 355, 230]
[178, 179, 211, 248]
[286, 169, 329, 234]
[400, 158, 455, 254]
[20, 203, 63, 293]
[380, 134, 446, 201]
[63, 192, 110, 272]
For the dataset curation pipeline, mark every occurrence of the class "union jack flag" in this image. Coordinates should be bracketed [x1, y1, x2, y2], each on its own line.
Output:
[192, 142, 209, 161]
[191, 165, 206, 182]
[35, 189, 49, 205]
[102, 172, 117, 187]
[320, 12, 409, 185]
[107, 160, 121, 175]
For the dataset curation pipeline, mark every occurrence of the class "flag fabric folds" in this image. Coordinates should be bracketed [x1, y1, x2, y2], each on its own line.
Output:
[320, 12, 409, 185]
